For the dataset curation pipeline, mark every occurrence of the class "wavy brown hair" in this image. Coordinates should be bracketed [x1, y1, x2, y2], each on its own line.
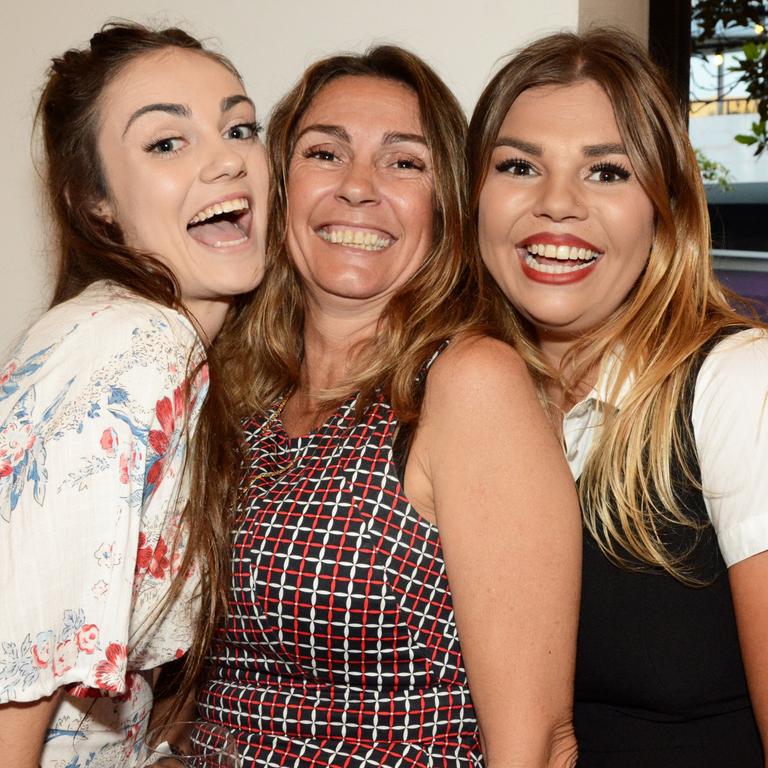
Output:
[223, 45, 487, 424]
[467, 28, 764, 582]
[36, 21, 250, 715]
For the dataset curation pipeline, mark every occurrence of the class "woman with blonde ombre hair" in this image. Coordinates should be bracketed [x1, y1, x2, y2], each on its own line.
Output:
[204, 45, 581, 767]
[468, 26, 768, 767]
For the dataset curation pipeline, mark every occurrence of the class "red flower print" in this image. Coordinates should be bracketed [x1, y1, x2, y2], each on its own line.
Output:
[0, 361, 16, 387]
[93, 642, 127, 692]
[119, 452, 129, 484]
[66, 682, 103, 698]
[76, 624, 100, 653]
[0, 420, 35, 478]
[53, 638, 78, 678]
[135, 531, 152, 574]
[146, 382, 188, 487]
[136, 533, 170, 579]
[100, 427, 117, 457]
[31, 630, 54, 668]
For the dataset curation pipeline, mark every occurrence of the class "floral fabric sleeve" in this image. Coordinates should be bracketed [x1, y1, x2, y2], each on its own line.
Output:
[0, 286, 206, 704]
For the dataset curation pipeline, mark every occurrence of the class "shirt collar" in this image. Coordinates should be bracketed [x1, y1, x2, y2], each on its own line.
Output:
[561, 348, 633, 480]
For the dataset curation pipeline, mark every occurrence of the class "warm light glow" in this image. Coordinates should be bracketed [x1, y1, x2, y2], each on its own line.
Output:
[756, 23, 765, 35]
[713, 53, 724, 66]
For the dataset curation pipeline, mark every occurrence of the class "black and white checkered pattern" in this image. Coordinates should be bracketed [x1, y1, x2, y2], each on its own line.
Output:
[199, 394, 482, 767]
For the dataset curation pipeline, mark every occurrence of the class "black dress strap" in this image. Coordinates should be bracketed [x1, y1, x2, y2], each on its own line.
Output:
[391, 340, 450, 486]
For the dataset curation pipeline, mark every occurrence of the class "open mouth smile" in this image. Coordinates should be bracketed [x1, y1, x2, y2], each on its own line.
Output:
[517, 234, 604, 284]
[187, 196, 252, 249]
[316, 225, 394, 252]
[522, 242, 600, 275]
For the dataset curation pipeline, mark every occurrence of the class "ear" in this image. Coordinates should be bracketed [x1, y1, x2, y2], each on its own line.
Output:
[91, 198, 115, 224]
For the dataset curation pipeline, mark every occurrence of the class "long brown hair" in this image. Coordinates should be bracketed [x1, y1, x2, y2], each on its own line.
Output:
[223, 45, 487, 424]
[467, 28, 762, 582]
[36, 21, 248, 712]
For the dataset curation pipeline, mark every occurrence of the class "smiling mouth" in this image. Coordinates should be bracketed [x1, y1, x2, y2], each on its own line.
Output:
[187, 197, 251, 248]
[316, 226, 394, 252]
[522, 242, 601, 275]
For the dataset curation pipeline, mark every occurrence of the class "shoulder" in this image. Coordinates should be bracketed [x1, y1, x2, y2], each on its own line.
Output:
[427, 334, 531, 394]
[694, 327, 768, 405]
[1, 283, 205, 416]
[422, 334, 539, 424]
[6, 283, 201, 374]
[49, 282, 198, 349]
[700, 327, 768, 369]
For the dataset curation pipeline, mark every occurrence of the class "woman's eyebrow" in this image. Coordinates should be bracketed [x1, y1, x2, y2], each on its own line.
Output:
[494, 136, 542, 155]
[122, 103, 190, 137]
[583, 142, 627, 156]
[221, 94, 255, 113]
[295, 124, 351, 143]
[382, 131, 427, 146]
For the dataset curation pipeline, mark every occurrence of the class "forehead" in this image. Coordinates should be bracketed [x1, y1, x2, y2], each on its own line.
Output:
[99, 47, 244, 120]
[298, 75, 422, 133]
[501, 80, 621, 137]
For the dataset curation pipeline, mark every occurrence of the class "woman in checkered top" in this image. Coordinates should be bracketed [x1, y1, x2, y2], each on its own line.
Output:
[201, 46, 581, 768]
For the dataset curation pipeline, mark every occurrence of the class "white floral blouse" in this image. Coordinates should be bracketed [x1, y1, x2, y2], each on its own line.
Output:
[0, 281, 207, 767]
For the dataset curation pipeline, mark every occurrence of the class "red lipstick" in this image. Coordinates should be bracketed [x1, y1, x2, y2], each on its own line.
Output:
[518, 231, 603, 253]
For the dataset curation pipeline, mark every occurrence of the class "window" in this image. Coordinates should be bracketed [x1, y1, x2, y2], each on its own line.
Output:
[650, 0, 768, 311]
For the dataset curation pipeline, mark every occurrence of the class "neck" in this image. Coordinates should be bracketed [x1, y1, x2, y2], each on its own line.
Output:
[185, 298, 231, 344]
[537, 328, 597, 414]
[300, 294, 382, 394]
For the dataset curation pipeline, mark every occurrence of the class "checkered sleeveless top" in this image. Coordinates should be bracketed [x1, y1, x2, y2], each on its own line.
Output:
[199, 391, 482, 767]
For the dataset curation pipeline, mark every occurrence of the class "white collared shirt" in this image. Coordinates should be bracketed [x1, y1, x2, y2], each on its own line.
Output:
[561, 328, 768, 567]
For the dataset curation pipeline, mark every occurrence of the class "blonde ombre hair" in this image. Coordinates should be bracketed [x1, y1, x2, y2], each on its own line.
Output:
[224, 45, 487, 424]
[467, 28, 763, 582]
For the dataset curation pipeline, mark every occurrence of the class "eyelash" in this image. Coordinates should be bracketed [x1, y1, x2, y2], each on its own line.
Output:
[588, 161, 631, 182]
[301, 148, 426, 172]
[392, 156, 425, 171]
[226, 121, 262, 141]
[144, 136, 183, 155]
[304, 148, 337, 162]
[494, 157, 631, 183]
[143, 121, 262, 156]
[495, 157, 536, 175]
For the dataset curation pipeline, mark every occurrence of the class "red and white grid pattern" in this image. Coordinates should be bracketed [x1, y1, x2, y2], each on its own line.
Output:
[199, 395, 482, 767]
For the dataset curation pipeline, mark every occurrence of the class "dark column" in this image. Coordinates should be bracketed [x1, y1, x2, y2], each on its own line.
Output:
[649, 0, 693, 117]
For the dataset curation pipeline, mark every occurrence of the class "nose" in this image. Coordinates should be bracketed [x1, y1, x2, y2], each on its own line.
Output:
[533, 174, 586, 222]
[200, 140, 247, 183]
[335, 158, 379, 206]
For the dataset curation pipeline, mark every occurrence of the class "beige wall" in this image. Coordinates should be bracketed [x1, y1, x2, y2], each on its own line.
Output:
[0, 0, 647, 355]
[579, 0, 649, 43]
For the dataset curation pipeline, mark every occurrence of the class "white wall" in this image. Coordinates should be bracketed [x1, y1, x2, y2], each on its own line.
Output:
[0, 0, 646, 355]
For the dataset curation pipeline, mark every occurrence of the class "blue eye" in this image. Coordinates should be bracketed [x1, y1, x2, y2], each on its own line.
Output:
[227, 121, 262, 141]
[495, 157, 537, 176]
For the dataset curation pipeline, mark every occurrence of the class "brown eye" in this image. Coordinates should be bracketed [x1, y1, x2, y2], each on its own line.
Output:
[588, 162, 631, 183]
[495, 157, 537, 176]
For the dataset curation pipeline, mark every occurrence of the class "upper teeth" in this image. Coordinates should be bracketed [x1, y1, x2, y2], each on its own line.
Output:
[189, 197, 249, 225]
[318, 228, 392, 251]
[526, 243, 598, 261]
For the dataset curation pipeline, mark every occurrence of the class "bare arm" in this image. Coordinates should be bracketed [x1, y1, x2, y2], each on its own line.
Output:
[730, 552, 768, 766]
[411, 338, 581, 767]
[0, 692, 61, 768]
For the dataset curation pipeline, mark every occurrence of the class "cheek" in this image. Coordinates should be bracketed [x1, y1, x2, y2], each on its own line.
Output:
[478, 181, 520, 247]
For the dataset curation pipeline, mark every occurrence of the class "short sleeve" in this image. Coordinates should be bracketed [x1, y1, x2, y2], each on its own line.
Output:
[693, 328, 768, 567]
[0, 293, 205, 703]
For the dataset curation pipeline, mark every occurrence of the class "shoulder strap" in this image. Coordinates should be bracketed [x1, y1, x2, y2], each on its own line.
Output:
[391, 340, 451, 486]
